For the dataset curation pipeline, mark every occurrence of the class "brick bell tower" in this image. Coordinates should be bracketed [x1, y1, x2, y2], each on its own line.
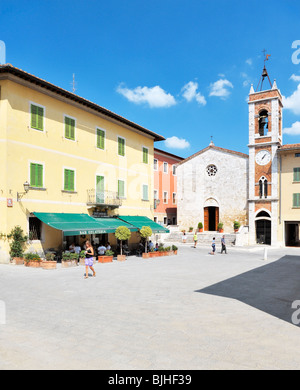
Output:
[248, 59, 283, 246]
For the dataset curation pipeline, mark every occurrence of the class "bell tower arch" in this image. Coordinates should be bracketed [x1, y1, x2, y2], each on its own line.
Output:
[248, 59, 283, 245]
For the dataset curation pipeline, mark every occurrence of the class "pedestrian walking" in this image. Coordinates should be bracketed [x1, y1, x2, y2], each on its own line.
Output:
[84, 240, 96, 279]
[193, 231, 198, 248]
[182, 231, 187, 244]
[211, 237, 216, 255]
[221, 235, 227, 254]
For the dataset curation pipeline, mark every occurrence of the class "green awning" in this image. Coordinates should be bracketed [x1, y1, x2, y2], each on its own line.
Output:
[34, 213, 137, 236]
[117, 215, 170, 233]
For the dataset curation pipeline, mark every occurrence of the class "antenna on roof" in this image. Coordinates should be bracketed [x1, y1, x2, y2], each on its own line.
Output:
[71, 73, 77, 93]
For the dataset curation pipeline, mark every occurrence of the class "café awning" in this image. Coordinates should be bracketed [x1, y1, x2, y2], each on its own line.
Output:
[117, 215, 170, 233]
[33, 213, 137, 236]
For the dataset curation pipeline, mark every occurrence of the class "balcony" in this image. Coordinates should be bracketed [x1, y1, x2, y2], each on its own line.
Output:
[87, 189, 122, 209]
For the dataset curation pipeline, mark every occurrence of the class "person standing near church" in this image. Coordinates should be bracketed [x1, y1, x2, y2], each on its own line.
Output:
[221, 235, 227, 254]
[211, 237, 216, 255]
[193, 231, 198, 248]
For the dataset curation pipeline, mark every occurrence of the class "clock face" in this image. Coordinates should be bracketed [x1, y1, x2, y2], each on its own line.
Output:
[255, 150, 271, 166]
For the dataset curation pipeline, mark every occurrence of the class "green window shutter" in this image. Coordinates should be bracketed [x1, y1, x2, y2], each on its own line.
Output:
[293, 168, 300, 182]
[118, 180, 125, 198]
[96, 175, 104, 203]
[293, 193, 300, 207]
[118, 137, 125, 156]
[143, 147, 148, 164]
[65, 117, 75, 140]
[31, 104, 44, 131]
[64, 169, 75, 191]
[97, 129, 105, 149]
[142, 184, 148, 201]
[30, 163, 43, 187]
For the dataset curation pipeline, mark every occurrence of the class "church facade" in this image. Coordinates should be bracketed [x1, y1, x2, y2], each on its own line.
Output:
[176, 68, 300, 247]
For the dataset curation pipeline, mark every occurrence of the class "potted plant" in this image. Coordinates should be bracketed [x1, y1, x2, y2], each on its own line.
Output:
[61, 251, 78, 267]
[233, 221, 240, 232]
[172, 245, 178, 255]
[218, 222, 224, 233]
[198, 222, 203, 232]
[42, 252, 57, 270]
[79, 250, 86, 265]
[24, 252, 42, 267]
[98, 249, 114, 263]
[189, 227, 193, 232]
[115, 226, 131, 261]
[8, 226, 28, 265]
[140, 226, 152, 258]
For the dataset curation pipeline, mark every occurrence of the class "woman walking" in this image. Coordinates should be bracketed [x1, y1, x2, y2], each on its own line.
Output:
[84, 240, 96, 279]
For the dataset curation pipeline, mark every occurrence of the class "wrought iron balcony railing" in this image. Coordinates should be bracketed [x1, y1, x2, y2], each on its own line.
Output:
[87, 189, 122, 208]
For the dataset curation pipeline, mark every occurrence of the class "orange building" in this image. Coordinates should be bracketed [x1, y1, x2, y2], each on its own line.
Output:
[153, 148, 184, 226]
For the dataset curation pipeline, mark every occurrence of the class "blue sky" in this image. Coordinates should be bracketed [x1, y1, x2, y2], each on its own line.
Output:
[1, 0, 300, 158]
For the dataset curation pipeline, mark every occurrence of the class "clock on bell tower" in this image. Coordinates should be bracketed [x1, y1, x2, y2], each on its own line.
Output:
[248, 61, 283, 246]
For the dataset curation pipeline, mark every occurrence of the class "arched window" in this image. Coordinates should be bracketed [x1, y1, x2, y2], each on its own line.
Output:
[259, 110, 268, 136]
[259, 176, 268, 198]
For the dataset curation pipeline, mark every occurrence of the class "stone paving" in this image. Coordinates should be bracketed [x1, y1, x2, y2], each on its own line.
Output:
[0, 243, 300, 370]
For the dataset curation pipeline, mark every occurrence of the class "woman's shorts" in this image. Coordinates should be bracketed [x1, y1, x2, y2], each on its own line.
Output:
[85, 257, 94, 266]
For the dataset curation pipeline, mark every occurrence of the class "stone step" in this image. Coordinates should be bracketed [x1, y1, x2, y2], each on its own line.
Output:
[166, 231, 236, 245]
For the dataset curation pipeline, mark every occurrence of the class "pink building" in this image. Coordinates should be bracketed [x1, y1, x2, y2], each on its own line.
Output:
[153, 148, 184, 226]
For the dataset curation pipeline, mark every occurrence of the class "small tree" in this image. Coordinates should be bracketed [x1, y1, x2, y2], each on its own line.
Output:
[115, 226, 131, 255]
[140, 226, 152, 253]
[8, 226, 28, 259]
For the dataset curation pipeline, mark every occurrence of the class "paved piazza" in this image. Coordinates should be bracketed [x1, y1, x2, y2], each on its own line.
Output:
[0, 243, 300, 370]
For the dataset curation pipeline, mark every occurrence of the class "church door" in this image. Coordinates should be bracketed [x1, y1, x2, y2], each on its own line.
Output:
[204, 207, 219, 231]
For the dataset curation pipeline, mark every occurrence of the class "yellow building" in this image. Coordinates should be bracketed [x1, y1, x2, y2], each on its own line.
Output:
[0, 64, 165, 263]
[278, 143, 300, 247]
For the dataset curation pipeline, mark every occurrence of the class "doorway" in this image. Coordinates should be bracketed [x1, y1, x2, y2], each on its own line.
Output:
[285, 222, 300, 246]
[256, 219, 271, 245]
[204, 206, 219, 231]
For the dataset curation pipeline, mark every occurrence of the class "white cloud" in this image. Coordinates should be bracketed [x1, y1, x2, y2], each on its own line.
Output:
[165, 136, 190, 149]
[246, 58, 253, 66]
[209, 79, 233, 99]
[290, 74, 300, 82]
[181, 81, 206, 105]
[116, 84, 176, 108]
[282, 84, 300, 114]
[283, 121, 300, 135]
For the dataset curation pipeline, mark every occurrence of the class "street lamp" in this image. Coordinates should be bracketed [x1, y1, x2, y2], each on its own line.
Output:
[17, 181, 30, 202]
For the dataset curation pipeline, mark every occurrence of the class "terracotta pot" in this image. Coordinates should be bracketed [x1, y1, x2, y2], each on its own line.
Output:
[142, 253, 149, 259]
[14, 257, 24, 265]
[98, 255, 113, 263]
[219, 229, 224, 233]
[42, 261, 57, 270]
[61, 260, 77, 268]
[117, 254, 126, 261]
[25, 261, 42, 268]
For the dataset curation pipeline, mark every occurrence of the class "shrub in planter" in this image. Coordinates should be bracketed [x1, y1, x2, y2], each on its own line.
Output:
[139, 226, 152, 254]
[61, 251, 78, 267]
[115, 226, 131, 259]
[233, 221, 241, 232]
[42, 252, 57, 270]
[98, 249, 114, 263]
[198, 222, 203, 232]
[24, 252, 42, 267]
[8, 226, 28, 264]
[218, 222, 224, 233]
[172, 245, 178, 254]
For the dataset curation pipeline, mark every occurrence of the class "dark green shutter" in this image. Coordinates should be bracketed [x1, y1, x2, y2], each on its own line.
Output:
[118, 137, 125, 156]
[97, 129, 105, 149]
[30, 163, 43, 187]
[65, 117, 75, 140]
[293, 168, 300, 182]
[96, 175, 104, 203]
[31, 104, 44, 131]
[143, 147, 148, 164]
[64, 169, 75, 191]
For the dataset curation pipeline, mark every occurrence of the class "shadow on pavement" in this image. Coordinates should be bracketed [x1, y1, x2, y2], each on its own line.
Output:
[196, 255, 300, 327]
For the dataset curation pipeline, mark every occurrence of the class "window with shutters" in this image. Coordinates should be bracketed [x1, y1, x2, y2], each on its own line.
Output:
[96, 128, 105, 150]
[30, 163, 43, 188]
[118, 180, 125, 198]
[64, 116, 76, 141]
[118, 137, 125, 156]
[293, 193, 300, 208]
[142, 184, 149, 201]
[30, 103, 44, 131]
[142, 147, 148, 164]
[64, 168, 75, 191]
[293, 167, 300, 182]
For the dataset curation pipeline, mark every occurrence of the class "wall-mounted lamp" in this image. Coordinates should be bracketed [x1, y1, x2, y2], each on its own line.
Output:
[17, 181, 30, 202]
